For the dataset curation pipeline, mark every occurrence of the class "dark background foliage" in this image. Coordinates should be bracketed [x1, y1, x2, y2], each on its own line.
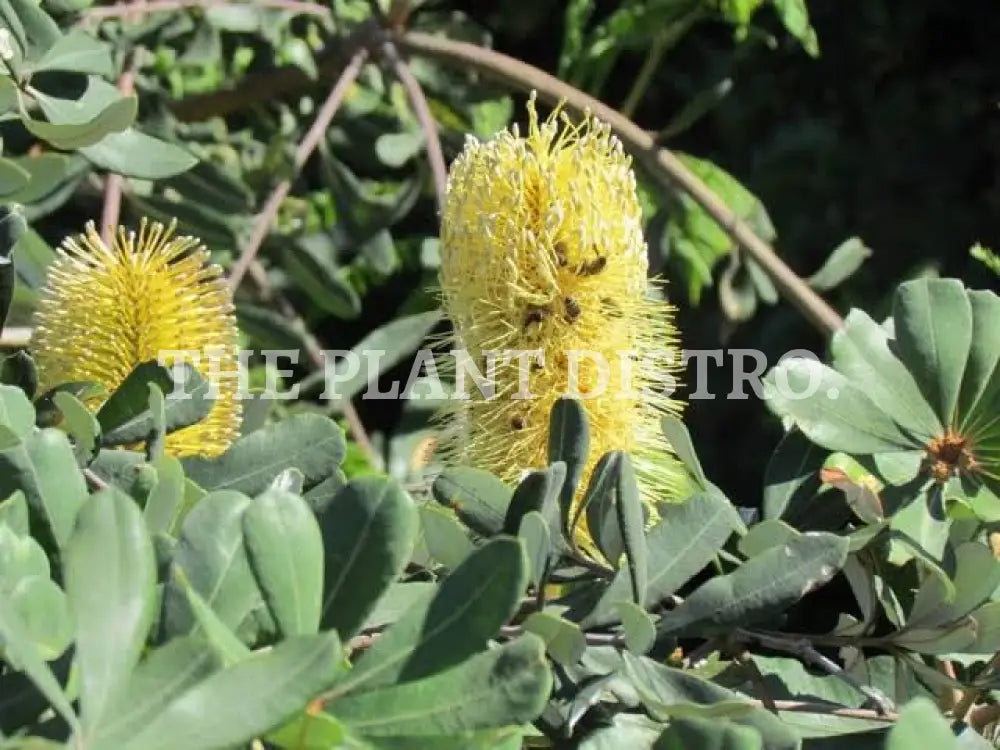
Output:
[456, 0, 1000, 502]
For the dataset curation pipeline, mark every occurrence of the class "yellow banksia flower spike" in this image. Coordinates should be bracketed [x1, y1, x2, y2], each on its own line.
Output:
[31, 219, 241, 457]
[437, 94, 685, 552]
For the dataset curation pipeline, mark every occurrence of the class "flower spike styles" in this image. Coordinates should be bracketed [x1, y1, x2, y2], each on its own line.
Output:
[437, 94, 686, 552]
[32, 219, 241, 457]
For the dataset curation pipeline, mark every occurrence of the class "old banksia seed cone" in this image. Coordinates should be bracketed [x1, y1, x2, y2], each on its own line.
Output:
[32, 219, 241, 457]
[437, 95, 685, 548]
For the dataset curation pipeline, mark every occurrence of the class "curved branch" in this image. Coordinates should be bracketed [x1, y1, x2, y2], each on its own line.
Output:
[396, 31, 844, 336]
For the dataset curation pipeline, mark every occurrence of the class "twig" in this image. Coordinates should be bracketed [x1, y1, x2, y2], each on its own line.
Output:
[81, 0, 332, 24]
[242, 259, 379, 466]
[100, 53, 139, 246]
[734, 649, 778, 713]
[499, 624, 623, 646]
[0, 327, 32, 348]
[227, 47, 368, 291]
[738, 629, 895, 715]
[381, 41, 447, 210]
[620, 9, 702, 119]
[763, 700, 898, 723]
[396, 31, 845, 336]
[84, 468, 110, 492]
[953, 651, 1000, 721]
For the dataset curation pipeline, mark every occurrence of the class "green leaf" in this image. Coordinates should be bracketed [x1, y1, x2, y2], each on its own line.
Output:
[175, 570, 251, 666]
[808, 237, 871, 291]
[0, 351, 38, 398]
[661, 414, 707, 487]
[549, 397, 590, 539]
[0, 428, 86, 548]
[64, 489, 156, 730]
[617, 600, 656, 654]
[518, 510, 550, 589]
[761, 428, 825, 521]
[52, 390, 99, 463]
[522, 612, 585, 666]
[419, 502, 475, 570]
[116, 633, 344, 750]
[82, 129, 197, 179]
[623, 653, 798, 750]
[581, 490, 742, 627]
[830, 309, 941, 441]
[655, 716, 764, 750]
[615, 453, 647, 607]
[332, 635, 551, 736]
[97, 361, 212, 447]
[657, 532, 848, 637]
[27, 91, 136, 150]
[93, 637, 220, 748]
[0, 383, 34, 437]
[284, 237, 362, 318]
[0, 595, 78, 734]
[909, 541, 1000, 627]
[318, 476, 417, 639]
[770, 0, 820, 56]
[375, 131, 424, 168]
[30, 28, 112, 75]
[304, 311, 443, 403]
[432, 466, 511, 537]
[886, 697, 957, 750]
[585, 451, 625, 562]
[329, 537, 527, 697]
[7, 575, 72, 661]
[957, 289, 1000, 433]
[182, 413, 345, 495]
[504, 462, 565, 535]
[0, 158, 31, 197]
[763, 356, 915, 453]
[242, 488, 324, 637]
[0, 489, 29, 535]
[0, 0, 61, 63]
[893, 278, 973, 427]
[161, 490, 259, 636]
[143, 455, 186, 536]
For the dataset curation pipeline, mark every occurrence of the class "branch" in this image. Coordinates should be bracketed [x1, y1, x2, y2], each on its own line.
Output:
[763, 700, 898, 723]
[738, 629, 895, 715]
[395, 31, 845, 336]
[381, 41, 447, 210]
[81, 0, 332, 24]
[227, 47, 368, 291]
[100, 52, 139, 246]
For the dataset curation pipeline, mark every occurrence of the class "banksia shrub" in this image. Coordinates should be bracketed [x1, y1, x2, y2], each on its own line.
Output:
[436, 95, 684, 549]
[31, 219, 241, 457]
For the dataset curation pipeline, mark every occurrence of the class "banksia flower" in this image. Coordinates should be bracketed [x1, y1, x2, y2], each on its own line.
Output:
[32, 219, 241, 457]
[436, 95, 684, 550]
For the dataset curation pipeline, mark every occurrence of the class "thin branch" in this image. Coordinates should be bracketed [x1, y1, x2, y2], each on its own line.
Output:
[738, 629, 895, 715]
[396, 31, 845, 336]
[100, 53, 139, 246]
[81, 0, 332, 24]
[84, 468, 110, 492]
[381, 41, 447, 210]
[763, 700, 898, 723]
[243, 259, 380, 466]
[0, 327, 32, 349]
[953, 651, 1000, 720]
[620, 9, 702, 119]
[227, 47, 368, 291]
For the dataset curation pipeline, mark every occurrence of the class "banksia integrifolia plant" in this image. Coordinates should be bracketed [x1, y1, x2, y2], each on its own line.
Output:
[31, 219, 241, 457]
[436, 94, 685, 550]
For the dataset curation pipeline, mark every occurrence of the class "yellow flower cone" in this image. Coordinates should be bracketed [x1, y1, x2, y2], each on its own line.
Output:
[436, 94, 685, 552]
[31, 219, 241, 457]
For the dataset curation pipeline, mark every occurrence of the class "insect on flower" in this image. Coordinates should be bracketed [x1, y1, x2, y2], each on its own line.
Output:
[435, 92, 685, 554]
